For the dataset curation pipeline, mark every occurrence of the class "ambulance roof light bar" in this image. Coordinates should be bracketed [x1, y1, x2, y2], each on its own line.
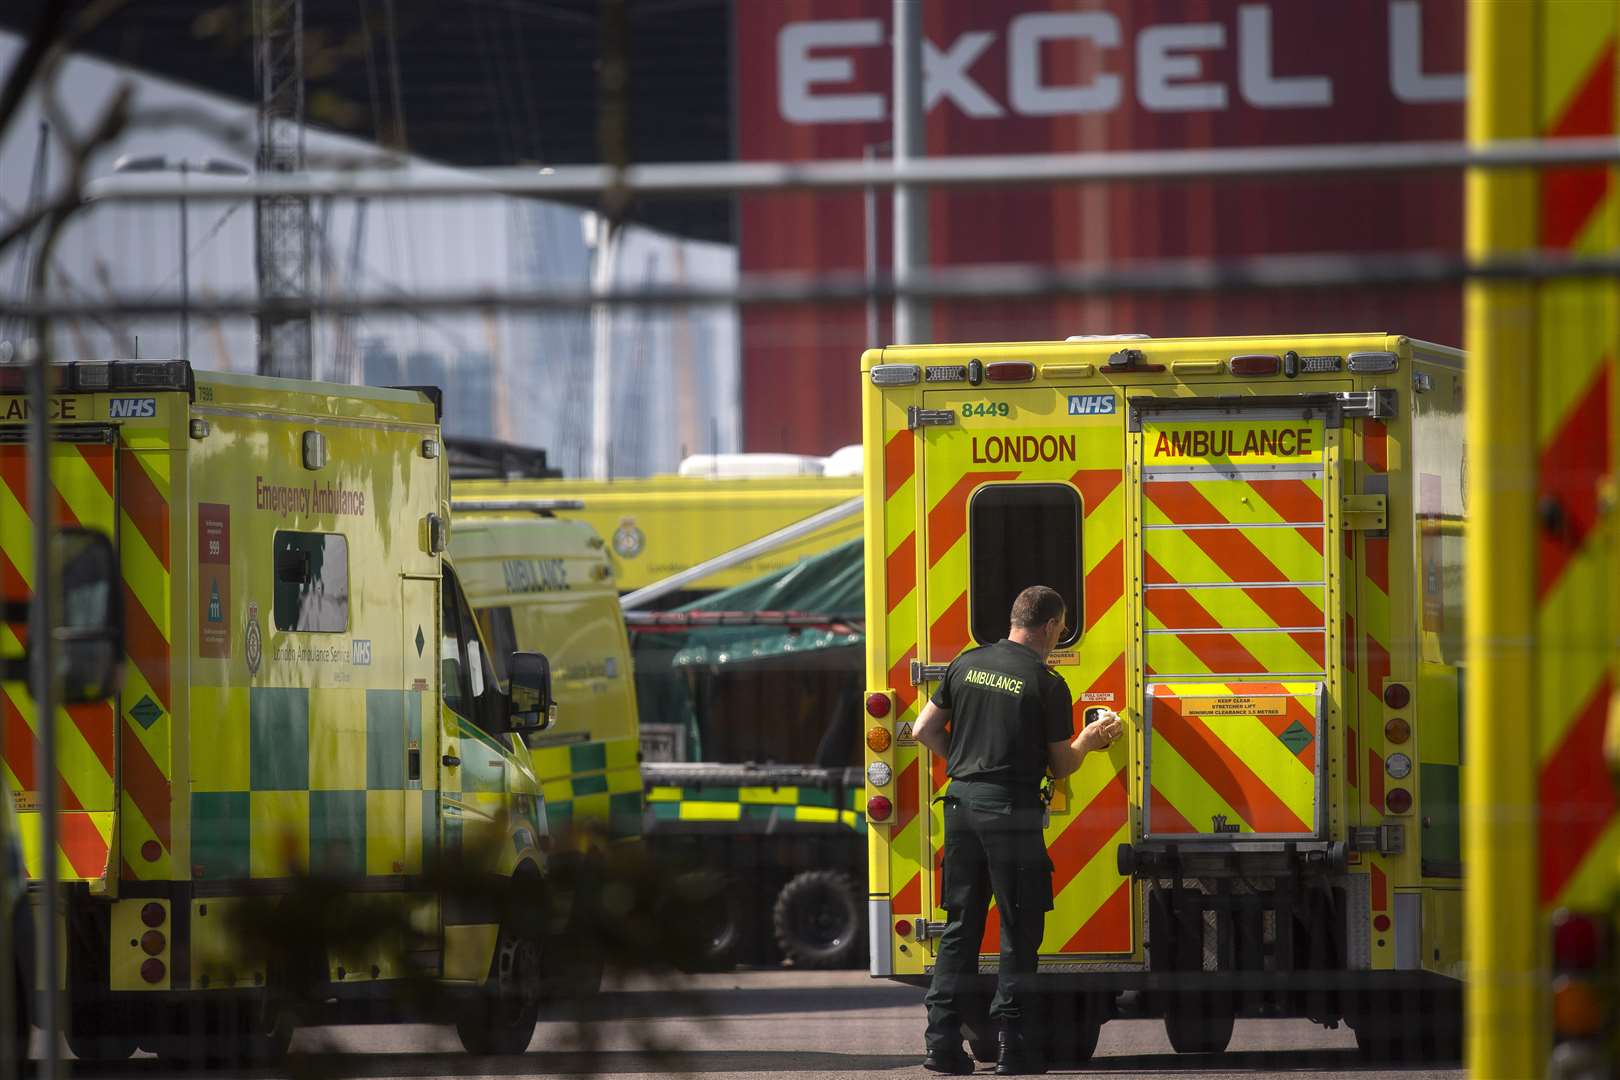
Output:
[0, 358, 191, 394]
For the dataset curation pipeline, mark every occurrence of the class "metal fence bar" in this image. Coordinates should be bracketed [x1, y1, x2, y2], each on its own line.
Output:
[73, 136, 1620, 204]
[9, 250, 1620, 320]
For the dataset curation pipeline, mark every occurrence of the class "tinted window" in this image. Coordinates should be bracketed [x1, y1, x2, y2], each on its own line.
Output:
[476, 606, 519, 683]
[967, 484, 1082, 648]
[272, 532, 349, 632]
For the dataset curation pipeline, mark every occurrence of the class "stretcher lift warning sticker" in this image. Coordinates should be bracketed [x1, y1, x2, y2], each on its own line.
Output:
[1146, 419, 1325, 465]
[1179, 696, 1288, 717]
[198, 503, 231, 658]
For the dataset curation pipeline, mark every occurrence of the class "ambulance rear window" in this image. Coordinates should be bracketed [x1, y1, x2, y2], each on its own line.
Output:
[967, 484, 1081, 648]
[272, 531, 349, 633]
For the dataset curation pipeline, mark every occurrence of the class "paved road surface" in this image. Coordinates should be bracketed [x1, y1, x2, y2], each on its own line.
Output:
[57, 970, 1466, 1079]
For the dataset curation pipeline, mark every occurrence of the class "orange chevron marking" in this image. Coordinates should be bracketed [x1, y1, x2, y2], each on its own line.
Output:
[1070, 468, 1121, 514]
[1145, 485, 1314, 586]
[1151, 703, 1309, 833]
[1537, 361, 1611, 601]
[1365, 632, 1391, 701]
[119, 451, 170, 571]
[1365, 537, 1390, 595]
[1083, 653, 1126, 708]
[1048, 766, 1127, 895]
[1539, 675, 1616, 905]
[1148, 787, 1198, 833]
[1363, 421, 1387, 473]
[894, 758, 921, 835]
[1368, 747, 1385, 813]
[889, 646, 918, 711]
[894, 871, 921, 916]
[1371, 863, 1388, 911]
[66, 702, 115, 778]
[121, 717, 172, 850]
[1344, 614, 1357, 674]
[1084, 542, 1124, 630]
[59, 813, 109, 879]
[122, 580, 172, 712]
[885, 430, 914, 500]
[927, 471, 1018, 567]
[1063, 881, 1131, 953]
[1346, 727, 1359, 788]
[930, 591, 969, 659]
[1248, 478, 1324, 523]
[1542, 45, 1615, 249]
[886, 534, 916, 613]
[74, 442, 115, 498]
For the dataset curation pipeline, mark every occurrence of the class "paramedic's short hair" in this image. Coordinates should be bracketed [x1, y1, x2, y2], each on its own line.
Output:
[1009, 586, 1065, 631]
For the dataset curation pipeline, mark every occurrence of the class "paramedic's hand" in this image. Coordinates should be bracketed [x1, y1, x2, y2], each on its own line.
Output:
[1076, 710, 1125, 755]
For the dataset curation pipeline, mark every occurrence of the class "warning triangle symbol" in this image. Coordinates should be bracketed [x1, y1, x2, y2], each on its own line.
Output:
[896, 721, 915, 742]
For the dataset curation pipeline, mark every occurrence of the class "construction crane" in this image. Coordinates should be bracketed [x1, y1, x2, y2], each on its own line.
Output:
[253, 0, 313, 379]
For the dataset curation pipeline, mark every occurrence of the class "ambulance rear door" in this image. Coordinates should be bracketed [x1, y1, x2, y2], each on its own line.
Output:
[1128, 390, 1372, 844]
[914, 380, 1134, 960]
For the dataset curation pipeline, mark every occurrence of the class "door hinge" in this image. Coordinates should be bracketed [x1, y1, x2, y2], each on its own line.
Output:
[914, 919, 947, 942]
[1350, 824, 1404, 856]
[910, 660, 950, 685]
[1341, 494, 1387, 532]
[907, 406, 957, 430]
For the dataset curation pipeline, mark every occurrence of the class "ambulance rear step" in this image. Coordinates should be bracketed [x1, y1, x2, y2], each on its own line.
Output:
[1117, 839, 1348, 880]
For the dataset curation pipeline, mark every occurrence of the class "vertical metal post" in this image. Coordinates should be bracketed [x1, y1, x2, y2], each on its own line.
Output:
[863, 144, 881, 349]
[589, 216, 620, 481]
[178, 159, 189, 362]
[1465, 1, 1541, 1075]
[25, 339, 59, 1079]
[891, 0, 929, 345]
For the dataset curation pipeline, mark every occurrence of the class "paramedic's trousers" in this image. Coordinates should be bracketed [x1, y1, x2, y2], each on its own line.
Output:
[923, 780, 1053, 1047]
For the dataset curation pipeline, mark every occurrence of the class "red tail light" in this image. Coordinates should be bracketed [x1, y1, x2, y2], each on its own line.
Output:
[140, 958, 165, 984]
[895, 919, 913, 938]
[140, 902, 165, 928]
[1383, 683, 1411, 709]
[1553, 911, 1606, 971]
[985, 361, 1035, 382]
[865, 692, 892, 718]
[1385, 787, 1413, 814]
[1373, 914, 1391, 933]
[867, 795, 893, 821]
[1229, 354, 1280, 376]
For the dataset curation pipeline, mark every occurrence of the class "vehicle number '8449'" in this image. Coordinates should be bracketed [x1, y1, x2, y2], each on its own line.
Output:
[961, 402, 1009, 418]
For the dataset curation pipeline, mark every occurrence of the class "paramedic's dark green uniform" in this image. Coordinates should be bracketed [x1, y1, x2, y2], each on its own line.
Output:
[924, 639, 1073, 1049]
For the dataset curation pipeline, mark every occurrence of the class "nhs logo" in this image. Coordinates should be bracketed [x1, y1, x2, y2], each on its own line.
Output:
[1068, 394, 1116, 416]
[108, 397, 156, 419]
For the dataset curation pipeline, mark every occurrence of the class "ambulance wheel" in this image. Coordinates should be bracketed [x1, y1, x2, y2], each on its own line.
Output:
[677, 871, 745, 971]
[772, 870, 863, 969]
[1163, 996, 1234, 1055]
[1039, 991, 1104, 1066]
[65, 1030, 136, 1062]
[456, 920, 543, 1055]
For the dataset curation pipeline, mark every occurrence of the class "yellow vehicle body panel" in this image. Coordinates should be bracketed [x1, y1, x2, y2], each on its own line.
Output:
[454, 474, 860, 592]
[862, 333, 1465, 988]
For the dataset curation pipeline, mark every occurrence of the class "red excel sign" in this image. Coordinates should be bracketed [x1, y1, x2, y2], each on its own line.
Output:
[734, 0, 1466, 454]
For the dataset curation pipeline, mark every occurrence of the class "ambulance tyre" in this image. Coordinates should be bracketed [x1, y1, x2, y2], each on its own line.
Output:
[1163, 996, 1235, 1055]
[772, 871, 863, 969]
[456, 916, 543, 1055]
[65, 1030, 137, 1062]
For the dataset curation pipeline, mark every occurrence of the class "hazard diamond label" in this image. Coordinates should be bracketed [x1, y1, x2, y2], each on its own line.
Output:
[1279, 720, 1314, 756]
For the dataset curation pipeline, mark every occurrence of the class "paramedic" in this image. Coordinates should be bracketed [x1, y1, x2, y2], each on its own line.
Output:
[913, 585, 1124, 1076]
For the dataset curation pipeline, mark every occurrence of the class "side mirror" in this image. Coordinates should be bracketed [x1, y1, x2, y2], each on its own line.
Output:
[53, 528, 124, 703]
[507, 651, 556, 732]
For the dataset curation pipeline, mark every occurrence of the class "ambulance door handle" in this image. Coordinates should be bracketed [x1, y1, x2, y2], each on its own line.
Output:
[442, 754, 461, 768]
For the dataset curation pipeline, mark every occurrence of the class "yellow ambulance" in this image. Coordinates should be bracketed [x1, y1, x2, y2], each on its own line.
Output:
[453, 452, 862, 601]
[448, 509, 643, 844]
[0, 359, 558, 1061]
[861, 333, 1464, 1061]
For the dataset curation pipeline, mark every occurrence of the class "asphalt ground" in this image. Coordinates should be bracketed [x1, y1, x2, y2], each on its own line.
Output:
[52, 970, 1466, 1080]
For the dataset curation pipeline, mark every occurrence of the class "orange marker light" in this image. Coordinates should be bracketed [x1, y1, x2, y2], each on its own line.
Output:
[867, 726, 892, 753]
[1553, 977, 1606, 1038]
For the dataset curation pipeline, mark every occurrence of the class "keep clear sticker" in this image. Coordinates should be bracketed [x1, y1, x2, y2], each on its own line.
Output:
[1179, 696, 1288, 717]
